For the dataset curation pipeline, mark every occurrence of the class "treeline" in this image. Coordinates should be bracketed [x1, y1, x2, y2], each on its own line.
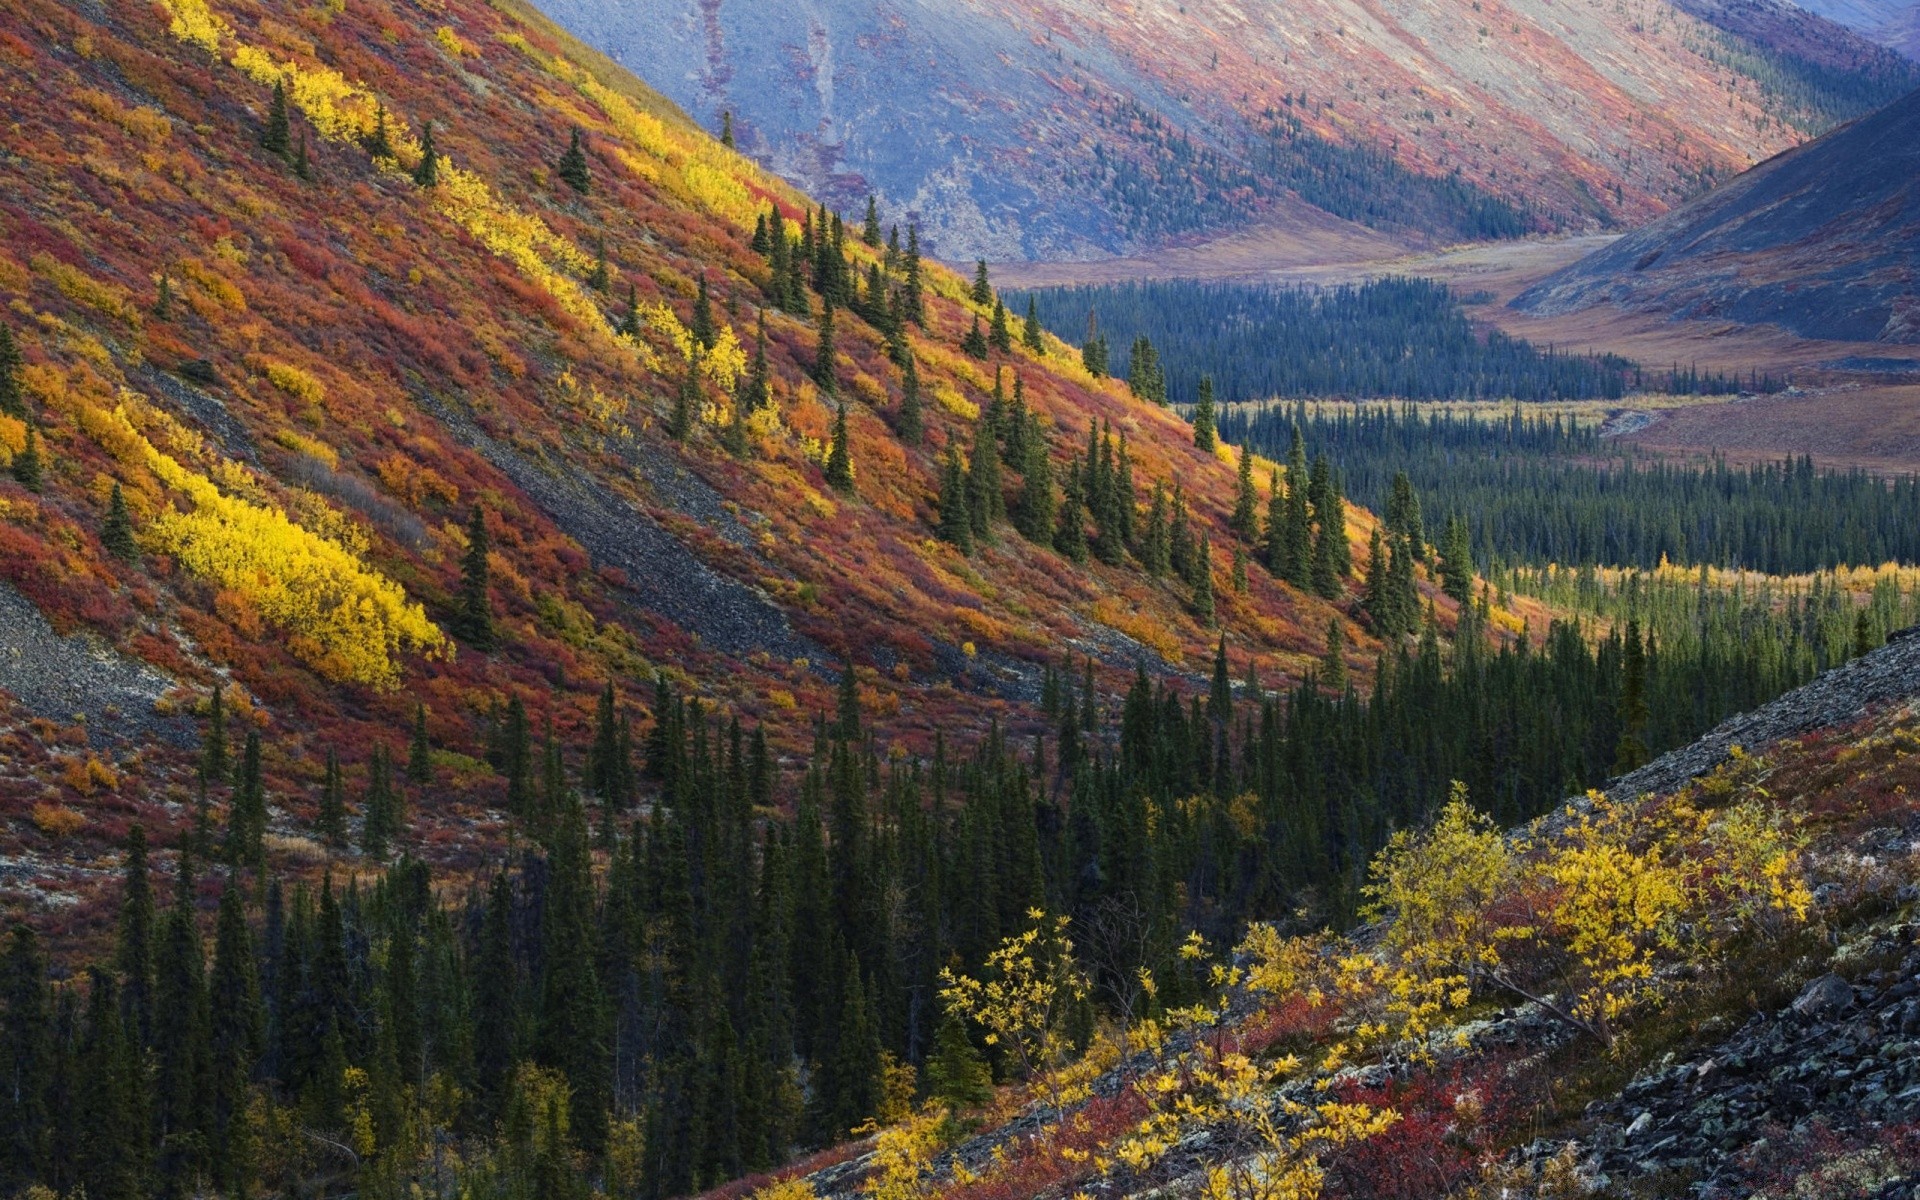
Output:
[1687, 19, 1920, 135]
[1012, 278, 1634, 406]
[1220, 403, 1920, 575]
[1066, 97, 1536, 244]
[1253, 109, 1534, 240]
[7, 549, 1916, 1200]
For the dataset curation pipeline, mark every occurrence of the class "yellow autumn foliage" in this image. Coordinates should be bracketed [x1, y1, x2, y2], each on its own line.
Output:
[103, 406, 447, 689]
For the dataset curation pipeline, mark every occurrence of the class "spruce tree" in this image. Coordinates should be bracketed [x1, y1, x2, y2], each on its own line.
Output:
[1322, 618, 1348, 693]
[12, 425, 41, 492]
[407, 701, 433, 786]
[1142, 482, 1170, 576]
[960, 315, 988, 360]
[154, 273, 174, 319]
[691, 274, 716, 350]
[813, 300, 838, 394]
[1191, 375, 1216, 451]
[226, 730, 266, 879]
[671, 355, 698, 442]
[1282, 432, 1312, 588]
[206, 880, 261, 1198]
[1614, 618, 1650, 774]
[455, 503, 495, 651]
[1054, 459, 1088, 563]
[965, 421, 1002, 542]
[557, 127, 591, 194]
[0, 923, 50, 1190]
[364, 102, 394, 159]
[1023, 295, 1045, 354]
[825, 400, 854, 492]
[411, 119, 439, 187]
[293, 132, 312, 181]
[721, 110, 735, 148]
[1191, 534, 1215, 625]
[971, 260, 992, 306]
[1230, 447, 1259, 542]
[1439, 514, 1473, 603]
[317, 748, 346, 849]
[937, 447, 973, 553]
[102, 482, 138, 563]
[1015, 437, 1055, 545]
[115, 825, 157, 1048]
[989, 299, 1013, 353]
[362, 743, 397, 859]
[897, 355, 923, 444]
[903, 224, 926, 326]
[1363, 527, 1393, 635]
[0, 323, 23, 418]
[536, 796, 609, 1153]
[151, 854, 208, 1188]
[76, 970, 149, 1200]
[861, 195, 882, 247]
[588, 238, 609, 293]
[925, 1012, 991, 1113]
[261, 78, 291, 158]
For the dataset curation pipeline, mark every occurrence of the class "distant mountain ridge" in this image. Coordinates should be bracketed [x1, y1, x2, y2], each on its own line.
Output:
[531, 0, 1919, 260]
[1511, 85, 1920, 343]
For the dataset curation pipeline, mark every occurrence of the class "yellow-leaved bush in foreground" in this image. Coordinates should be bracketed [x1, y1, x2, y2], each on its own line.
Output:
[123, 410, 446, 689]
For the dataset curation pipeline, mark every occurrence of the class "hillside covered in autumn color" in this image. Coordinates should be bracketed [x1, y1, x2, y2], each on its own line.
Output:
[0, 0, 1475, 889]
[532, 0, 1920, 259]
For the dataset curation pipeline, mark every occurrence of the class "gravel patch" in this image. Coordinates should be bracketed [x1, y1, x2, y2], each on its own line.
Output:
[0, 582, 193, 747]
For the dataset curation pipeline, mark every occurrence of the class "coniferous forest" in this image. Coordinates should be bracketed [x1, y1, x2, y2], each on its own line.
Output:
[1013, 279, 1636, 406]
[1219, 403, 1920, 575]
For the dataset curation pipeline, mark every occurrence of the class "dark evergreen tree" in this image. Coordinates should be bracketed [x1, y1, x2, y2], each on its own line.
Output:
[989, 300, 1013, 354]
[1191, 534, 1215, 626]
[721, 110, 735, 148]
[1614, 618, 1651, 774]
[672, 355, 699, 443]
[75, 971, 148, 1200]
[1015, 436, 1056, 546]
[226, 731, 266, 879]
[454, 504, 495, 651]
[411, 119, 439, 187]
[293, 132, 311, 181]
[966, 420, 1003, 543]
[557, 127, 591, 194]
[813, 300, 838, 395]
[362, 743, 398, 860]
[407, 702, 433, 786]
[825, 400, 854, 493]
[114, 825, 156, 1047]
[1230, 446, 1259, 543]
[897, 355, 923, 444]
[1023, 295, 1046, 354]
[317, 748, 346, 850]
[1439, 514, 1474, 604]
[961, 316, 989, 360]
[12, 425, 41, 493]
[1191, 375, 1216, 451]
[971, 260, 993, 307]
[937, 446, 973, 553]
[1054, 456, 1088, 563]
[363, 102, 394, 159]
[0, 323, 23, 418]
[206, 881, 261, 1198]
[861, 196, 882, 247]
[102, 482, 138, 563]
[925, 1012, 991, 1112]
[0, 924, 50, 1189]
[691, 274, 716, 351]
[261, 78, 291, 158]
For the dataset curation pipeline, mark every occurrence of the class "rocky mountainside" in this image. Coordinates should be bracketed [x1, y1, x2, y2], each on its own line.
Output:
[0, 0, 1424, 874]
[1511, 84, 1920, 343]
[529, 0, 1920, 260]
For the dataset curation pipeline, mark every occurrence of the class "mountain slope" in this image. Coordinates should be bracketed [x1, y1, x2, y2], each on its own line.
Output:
[0, 0, 1416, 855]
[1511, 85, 1920, 342]
[762, 628, 1920, 1200]
[529, 0, 1920, 260]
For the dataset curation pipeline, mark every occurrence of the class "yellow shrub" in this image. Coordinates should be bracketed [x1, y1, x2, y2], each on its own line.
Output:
[262, 359, 325, 405]
[433, 25, 473, 57]
[32, 254, 142, 329]
[273, 428, 339, 468]
[60, 755, 120, 795]
[124, 411, 446, 688]
[31, 803, 87, 838]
